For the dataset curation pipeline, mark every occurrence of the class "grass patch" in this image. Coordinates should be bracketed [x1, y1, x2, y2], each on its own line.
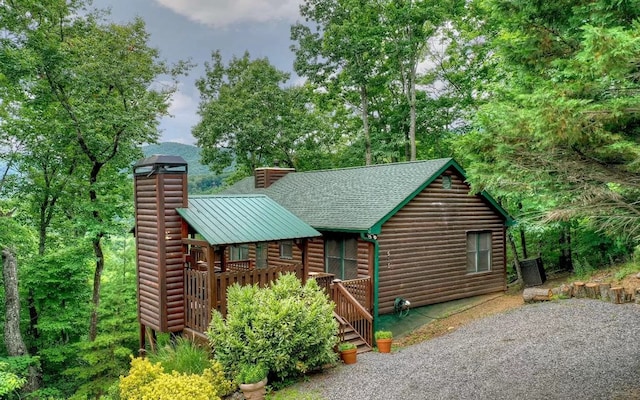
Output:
[614, 262, 640, 281]
[147, 337, 211, 375]
[267, 387, 324, 400]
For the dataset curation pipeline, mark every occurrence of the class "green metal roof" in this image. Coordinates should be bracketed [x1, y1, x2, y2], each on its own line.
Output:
[176, 195, 321, 245]
[224, 158, 513, 233]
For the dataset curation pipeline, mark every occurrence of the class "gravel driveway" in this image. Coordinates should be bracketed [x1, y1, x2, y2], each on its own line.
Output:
[296, 299, 640, 399]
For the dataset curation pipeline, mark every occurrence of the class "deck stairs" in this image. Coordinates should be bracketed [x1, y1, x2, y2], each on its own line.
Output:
[335, 313, 371, 354]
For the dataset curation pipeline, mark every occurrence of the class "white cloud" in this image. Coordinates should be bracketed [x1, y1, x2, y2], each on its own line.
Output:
[153, 0, 302, 28]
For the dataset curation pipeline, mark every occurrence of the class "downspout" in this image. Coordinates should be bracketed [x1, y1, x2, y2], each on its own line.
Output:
[360, 232, 379, 333]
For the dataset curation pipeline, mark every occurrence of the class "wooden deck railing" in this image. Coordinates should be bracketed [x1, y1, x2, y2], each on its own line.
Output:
[184, 262, 304, 334]
[341, 277, 372, 312]
[331, 280, 373, 348]
[308, 272, 335, 294]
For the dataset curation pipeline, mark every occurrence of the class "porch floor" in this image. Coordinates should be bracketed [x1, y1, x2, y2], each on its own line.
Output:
[376, 294, 503, 339]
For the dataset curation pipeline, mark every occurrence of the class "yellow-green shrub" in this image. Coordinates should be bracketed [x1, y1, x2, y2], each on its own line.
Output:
[119, 357, 233, 400]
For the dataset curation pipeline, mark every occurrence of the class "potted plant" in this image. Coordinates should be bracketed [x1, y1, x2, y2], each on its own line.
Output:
[236, 363, 268, 400]
[375, 330, 393, 353]
[338, 342, 357, 364]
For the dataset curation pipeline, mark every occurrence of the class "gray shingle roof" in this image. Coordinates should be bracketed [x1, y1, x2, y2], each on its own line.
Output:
[176, 195, 320, 245]
[224, 158, 471, 232]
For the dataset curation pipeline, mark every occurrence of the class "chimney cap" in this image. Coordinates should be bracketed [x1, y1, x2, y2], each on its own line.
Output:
[133, 155, 188, 175]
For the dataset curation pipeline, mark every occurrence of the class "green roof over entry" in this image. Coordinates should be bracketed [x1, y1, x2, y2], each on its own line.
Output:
[176, 195, 321, 245]
[225, 158, 514, 232]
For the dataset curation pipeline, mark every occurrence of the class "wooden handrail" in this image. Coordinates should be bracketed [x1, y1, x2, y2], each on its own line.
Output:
[332, 281, 373, 348]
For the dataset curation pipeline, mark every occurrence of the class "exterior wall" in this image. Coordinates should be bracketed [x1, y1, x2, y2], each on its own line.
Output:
[377, 168, 506, 314]
[307, 234, 372, 278]
[222, 242, 303, 268]
[254, 167, 295, 188]
[135, 172, 187, 332]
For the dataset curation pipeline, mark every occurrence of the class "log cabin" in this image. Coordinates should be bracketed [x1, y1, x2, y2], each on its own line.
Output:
[133, 156, 513, 353]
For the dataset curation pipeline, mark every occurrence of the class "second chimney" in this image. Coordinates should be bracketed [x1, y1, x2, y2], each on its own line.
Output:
[254, 167, 295, 189]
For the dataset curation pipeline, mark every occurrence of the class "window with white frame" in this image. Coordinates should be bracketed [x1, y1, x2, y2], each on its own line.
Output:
[279, 240, 293, 259]
[467, 231, 492, 273]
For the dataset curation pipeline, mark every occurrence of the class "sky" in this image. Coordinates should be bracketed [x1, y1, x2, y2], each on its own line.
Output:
[92, 0, 303, 145]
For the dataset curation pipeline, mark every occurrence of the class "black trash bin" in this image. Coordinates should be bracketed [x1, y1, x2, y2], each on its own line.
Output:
[520, 257, 546, 287]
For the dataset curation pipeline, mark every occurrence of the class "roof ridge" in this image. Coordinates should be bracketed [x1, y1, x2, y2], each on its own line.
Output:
[292, 158, 453, 175]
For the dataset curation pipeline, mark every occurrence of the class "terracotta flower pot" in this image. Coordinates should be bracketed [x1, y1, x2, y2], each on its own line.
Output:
[340, 348, 357, 364]
[239, 378, 267, 400]
[376, 338, 392, 353]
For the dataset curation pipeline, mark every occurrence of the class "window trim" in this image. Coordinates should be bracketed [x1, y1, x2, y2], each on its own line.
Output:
[466, 231, 492, 274]
[325, 237, 358, 280]
[279, 240, 293, 260]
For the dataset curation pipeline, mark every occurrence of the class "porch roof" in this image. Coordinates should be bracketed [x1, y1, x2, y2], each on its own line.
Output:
[176, 195, 321, 245]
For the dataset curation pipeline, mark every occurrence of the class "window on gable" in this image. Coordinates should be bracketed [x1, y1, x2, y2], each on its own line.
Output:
[325, 237, 358, 280]
[229, 244, 249, 261]
[442, 175, 452, 189]
[279, 240, 293, 259]
[467, 231, 492, 273]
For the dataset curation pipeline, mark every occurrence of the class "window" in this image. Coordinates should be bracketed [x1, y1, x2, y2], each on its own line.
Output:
[279, 240, 293, 259]
[442, 175, 452, 189]
[229, 244, 249, 261]
[325, 237, 358, 280]
[256, 243, 268, 269]
[467, 231, 491, 273]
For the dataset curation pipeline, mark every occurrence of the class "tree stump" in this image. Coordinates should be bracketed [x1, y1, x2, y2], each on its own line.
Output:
[585, 282, 599, 299]
[559, 283, 573, 298]
[573, 281, 586, 298]
[523, 288, 553, 303]
[609, 286, 626, 304]
[635, 288, 640, 305]
[599, 283, 611, 300]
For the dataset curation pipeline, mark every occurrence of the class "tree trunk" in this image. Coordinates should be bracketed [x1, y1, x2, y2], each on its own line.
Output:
[523, 288, 552, 302]
[558, 226, 573, 271]
[89, 235, 105, 341]
[360, 85, 372, 166]
[2, 248, 42, 391]
[507, 231, 523, 286]
[3, 248, 28, 356]
[409, 67, 417, 161]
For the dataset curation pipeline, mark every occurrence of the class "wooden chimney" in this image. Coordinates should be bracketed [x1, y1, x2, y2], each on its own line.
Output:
[133, 155, 188, 336]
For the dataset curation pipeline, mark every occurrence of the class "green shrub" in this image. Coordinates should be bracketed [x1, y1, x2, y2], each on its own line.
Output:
[0, 361, 27, 398]
[148, 337, 211, 375]
[236, 363, 268, 384]
[207, 273, 338, 382]
[119, 357, 233, 400]
[374, 330, 393, 340]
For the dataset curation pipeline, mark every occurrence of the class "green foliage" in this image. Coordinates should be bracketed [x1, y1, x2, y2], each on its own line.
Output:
[374, 330, 393, 340]
[207, 274, 338, 382]
[0, 361, 27, 398]
[148, 337, 212, 375]
[614, 262, 640, 281]
[119, 357, 233, 400]
[337, 343, 356, 352]
[267, 388, 324, 400]
[236, 363, 268, 384]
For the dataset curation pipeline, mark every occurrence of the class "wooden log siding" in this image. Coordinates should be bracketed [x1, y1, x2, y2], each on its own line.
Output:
[377, 170, 506, 314]
[135, 173, 187, 332]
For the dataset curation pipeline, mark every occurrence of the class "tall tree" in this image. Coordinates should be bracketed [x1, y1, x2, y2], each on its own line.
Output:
[455, 0, 640, 241]
[0, 1, 185, 342]
[193, 51, 327, 173]
[292, 0, 388, 165]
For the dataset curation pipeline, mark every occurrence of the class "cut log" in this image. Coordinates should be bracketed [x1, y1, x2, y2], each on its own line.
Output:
[609, 286, 625, 304]
[585, 282, 599, 299]
[523, 288, 553, 303]
[559, 283, 573, 298]
[573, 282, 586, 298]
[599, 283, 611, 301]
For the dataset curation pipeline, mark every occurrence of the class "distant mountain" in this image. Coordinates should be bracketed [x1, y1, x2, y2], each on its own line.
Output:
[142, 142, 211, 176]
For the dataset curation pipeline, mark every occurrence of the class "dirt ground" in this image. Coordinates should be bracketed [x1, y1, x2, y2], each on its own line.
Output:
[396, 269, 640, 347]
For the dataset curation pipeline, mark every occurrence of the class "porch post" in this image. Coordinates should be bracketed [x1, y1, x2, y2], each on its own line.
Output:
[208, 245, 216, 319]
